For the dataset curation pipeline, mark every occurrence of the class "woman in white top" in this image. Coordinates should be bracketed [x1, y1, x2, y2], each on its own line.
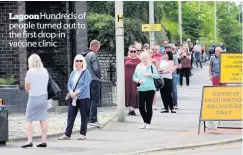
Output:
[193, 40, 202, 68]
[22, 54, 49, 148]
[159, 51, 176, 113]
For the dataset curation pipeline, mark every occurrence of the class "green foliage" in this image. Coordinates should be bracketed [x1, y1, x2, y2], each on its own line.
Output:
[217, 1, 242, 52]
[0, 77, 17, 85]
[87, 1, 242, 52]
[87, 13, 148, 53]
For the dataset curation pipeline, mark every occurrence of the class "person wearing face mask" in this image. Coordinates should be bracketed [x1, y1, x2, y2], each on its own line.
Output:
[125, 45, 141, 116]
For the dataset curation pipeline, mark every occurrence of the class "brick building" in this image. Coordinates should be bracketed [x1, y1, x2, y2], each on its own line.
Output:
[0, 1, 116, 112]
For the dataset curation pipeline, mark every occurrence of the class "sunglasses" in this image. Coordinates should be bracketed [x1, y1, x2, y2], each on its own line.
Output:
[137, 50, 142, 52]
[130, 50, 137, 53]
[76, 60, 83, 62]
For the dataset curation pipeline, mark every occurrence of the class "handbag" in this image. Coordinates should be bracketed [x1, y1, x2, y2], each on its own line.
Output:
[65, 70, 86, 103]
[47, 74, 61, 99]
[151, 66, 164, 91]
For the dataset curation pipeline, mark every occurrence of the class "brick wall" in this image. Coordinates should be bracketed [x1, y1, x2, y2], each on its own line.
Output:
[0, 2, 20, 80]
[97, 52, 116, 82]
[0, 86, 28, 113]
[25, 2, 71, 105]
[0, 2, 116, 108]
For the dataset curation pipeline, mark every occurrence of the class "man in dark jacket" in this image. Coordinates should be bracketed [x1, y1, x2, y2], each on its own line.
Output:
[82, 40, 101, 126]
[219, 41, 226, 52]
[208, 40, 216, 59]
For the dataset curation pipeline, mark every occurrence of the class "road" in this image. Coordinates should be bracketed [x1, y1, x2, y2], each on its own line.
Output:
[147, 143, 242, 155]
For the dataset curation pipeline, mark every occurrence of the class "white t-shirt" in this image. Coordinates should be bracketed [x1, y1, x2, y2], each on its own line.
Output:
[159, 61, 172, 79]
[25, 67, 49, 97]
[194, 45, 201, 52]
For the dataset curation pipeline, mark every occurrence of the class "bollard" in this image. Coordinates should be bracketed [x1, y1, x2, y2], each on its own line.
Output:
[0, 105, 8, 146]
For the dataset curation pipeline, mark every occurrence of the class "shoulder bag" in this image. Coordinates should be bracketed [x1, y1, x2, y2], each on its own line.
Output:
[151, 66, 164, 91]
[47, 74, 61, 99]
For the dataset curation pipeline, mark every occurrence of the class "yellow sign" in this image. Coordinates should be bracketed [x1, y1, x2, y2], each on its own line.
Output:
[201, 86, 242, 120]
[142, 24, 162, 32]
[0, 99, 3, 105]
[220, 53, 243, 83]
[142, 24, 151, 32]
[116, 14, 123, 23]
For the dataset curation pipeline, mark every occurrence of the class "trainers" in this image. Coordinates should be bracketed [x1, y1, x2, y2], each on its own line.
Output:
[139, 123, 147, 129]
[77, 134, 86, 140]
[145, 124, 151, 130]
[153, 105, 157, 110]
[58, 135, 71, 140]
[174, 105, 178, 109]
[89, 122, 100, 127]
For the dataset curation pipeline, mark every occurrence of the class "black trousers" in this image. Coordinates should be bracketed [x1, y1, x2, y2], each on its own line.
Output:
[160, 78, 174, 111]
[180, 68, 190, 86]
[89, 80, 101, 123]
[138, 90, 155, 124]
[65, 98, 90, 137]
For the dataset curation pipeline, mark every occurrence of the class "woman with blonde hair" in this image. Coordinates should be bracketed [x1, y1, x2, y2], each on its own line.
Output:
[22, 54, 49, 148]
[133, 52, 160, 129]
[58, 54, 91, 140]
[179, 45, 191, 88]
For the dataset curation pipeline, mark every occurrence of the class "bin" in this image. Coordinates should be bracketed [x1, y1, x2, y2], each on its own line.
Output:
[0, 105, 8, 145]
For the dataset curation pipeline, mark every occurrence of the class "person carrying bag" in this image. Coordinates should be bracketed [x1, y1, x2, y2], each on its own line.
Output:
[58, 54, 92, 140]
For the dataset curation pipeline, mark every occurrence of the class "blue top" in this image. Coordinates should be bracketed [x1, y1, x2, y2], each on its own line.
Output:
[68, 69, 92, 99]
[133, 63, 160, 91]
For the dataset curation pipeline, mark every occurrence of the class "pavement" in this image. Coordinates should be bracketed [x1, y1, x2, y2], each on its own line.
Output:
[8, 107, 117, 141]
[140, 142, 242, 155]
[1, 61, 242, 155]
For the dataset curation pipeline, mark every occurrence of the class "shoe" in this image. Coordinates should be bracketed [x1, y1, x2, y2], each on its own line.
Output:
[77, 134, 86, 140]
[58, 135, 71, 140]
[180, 86, 183, 88]
[139, 123, 147, 129]
[21, 142, 33, 148]
[36, 143, 47, 147]
[145, 124, 151, 130]
[174, 105, 178, 109]
[171, 111, 176, 113]
[130, 110, 136, 116]
[89, 122, 100, 127]
[153, 105, 157, 110]
[161, 110, 169, 113]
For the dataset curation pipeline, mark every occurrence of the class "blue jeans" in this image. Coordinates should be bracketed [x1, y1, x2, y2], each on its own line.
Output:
[172, 73, 178, 105]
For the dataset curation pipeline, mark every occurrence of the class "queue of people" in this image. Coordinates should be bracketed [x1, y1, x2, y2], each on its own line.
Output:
[21, 39, 227, 147]
[22, 40, 102, 147]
